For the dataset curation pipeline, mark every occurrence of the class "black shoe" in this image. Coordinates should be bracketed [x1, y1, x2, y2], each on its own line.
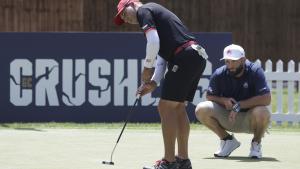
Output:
[176, 156, 192, 169]
[143, 159, 178, 169]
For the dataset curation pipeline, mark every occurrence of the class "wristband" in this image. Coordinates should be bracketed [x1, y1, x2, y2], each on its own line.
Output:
[232, 102, 241, 113]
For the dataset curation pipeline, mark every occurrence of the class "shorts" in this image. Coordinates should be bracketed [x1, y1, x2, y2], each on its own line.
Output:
[161, 46, 206, 102]
[201, 101, 255, 133]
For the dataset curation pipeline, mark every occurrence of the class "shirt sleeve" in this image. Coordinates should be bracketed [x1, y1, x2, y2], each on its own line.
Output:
[137, 7, 156, 33]
[144, 29, 160, 68]
[151, 55, 166, 84]
[206, 72, 220, 96]
[253, 67, 270, 95]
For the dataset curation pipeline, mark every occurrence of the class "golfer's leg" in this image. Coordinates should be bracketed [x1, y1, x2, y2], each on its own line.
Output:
[176, 102, 190, 159]
[158, 99, 179, 162]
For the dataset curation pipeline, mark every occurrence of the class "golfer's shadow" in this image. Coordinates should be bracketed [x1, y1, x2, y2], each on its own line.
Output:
[203, 156, 279, 162]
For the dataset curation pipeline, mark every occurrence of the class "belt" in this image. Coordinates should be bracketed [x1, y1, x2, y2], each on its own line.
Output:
[174, 40, 197, 55]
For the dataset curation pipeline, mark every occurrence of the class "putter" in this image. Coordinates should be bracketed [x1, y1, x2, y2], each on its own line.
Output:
[102, 94, 141, 165]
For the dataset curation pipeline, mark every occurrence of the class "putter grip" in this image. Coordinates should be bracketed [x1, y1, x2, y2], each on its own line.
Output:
[136, 94, 141, 99]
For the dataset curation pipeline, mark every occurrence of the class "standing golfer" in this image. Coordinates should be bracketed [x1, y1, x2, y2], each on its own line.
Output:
[195, 44, 271, 158]
[114, 0, 207, 169]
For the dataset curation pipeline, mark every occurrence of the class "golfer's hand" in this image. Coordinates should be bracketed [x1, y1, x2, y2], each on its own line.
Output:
[141, 67, 154, 83]
[228, 111, 237, 123]
[136, 81, 157, 96]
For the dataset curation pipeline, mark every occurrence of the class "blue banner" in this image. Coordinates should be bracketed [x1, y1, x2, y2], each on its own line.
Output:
[0, 32, 231, 122]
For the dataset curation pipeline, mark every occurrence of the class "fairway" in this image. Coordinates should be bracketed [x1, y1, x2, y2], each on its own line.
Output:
[0, 126, 299, 169]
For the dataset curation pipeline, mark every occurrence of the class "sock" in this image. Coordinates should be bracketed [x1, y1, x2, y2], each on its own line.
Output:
[222, 134, 233, 140]
[252, 139, 261, 143]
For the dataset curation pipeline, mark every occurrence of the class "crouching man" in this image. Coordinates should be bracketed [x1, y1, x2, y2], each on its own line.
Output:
[195, 44, 271, 158]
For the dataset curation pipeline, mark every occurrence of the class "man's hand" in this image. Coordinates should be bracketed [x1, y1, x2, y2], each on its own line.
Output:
[228, 100, 240, 123]
[222, 97, 236, 110]
[141, 67, 154, 83]
[136, 81, 157, 96]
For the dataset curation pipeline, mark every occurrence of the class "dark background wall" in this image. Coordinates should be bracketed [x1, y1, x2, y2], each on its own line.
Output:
[0, 0, 299, 65]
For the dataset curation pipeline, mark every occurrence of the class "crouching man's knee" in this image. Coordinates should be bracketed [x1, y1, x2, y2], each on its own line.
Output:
[251, 106, 271, 126]
[195, 101, 214, 123]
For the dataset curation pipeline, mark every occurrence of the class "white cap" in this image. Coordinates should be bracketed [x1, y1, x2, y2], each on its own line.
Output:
[221, 44, 245, 60]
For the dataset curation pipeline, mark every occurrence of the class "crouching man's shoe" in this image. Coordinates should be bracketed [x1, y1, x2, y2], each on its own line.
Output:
[214, 135, 240, 157]
[249, 141, 262, 159]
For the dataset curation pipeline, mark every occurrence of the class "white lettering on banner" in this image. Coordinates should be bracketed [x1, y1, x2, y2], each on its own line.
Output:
[10, 59, 32, 106]
[88, 59, 111, 106]
[193, 61, 212, 105]
[62, 59, 86, 106]
[9, 59, 212, 106]
[203, 60, 213, 76]
[114, 59, 138, 106]
[35, 59, 59, 106]
[193, 78, 210, 105]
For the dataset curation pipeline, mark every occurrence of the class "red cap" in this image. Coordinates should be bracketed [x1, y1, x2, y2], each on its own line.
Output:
[114, 0, 138, 25]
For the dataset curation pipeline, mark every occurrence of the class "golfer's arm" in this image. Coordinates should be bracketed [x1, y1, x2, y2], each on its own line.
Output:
[239, 93, 271, 109]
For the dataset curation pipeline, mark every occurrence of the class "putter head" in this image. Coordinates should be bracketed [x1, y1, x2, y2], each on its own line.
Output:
[102, 161, 114, 165]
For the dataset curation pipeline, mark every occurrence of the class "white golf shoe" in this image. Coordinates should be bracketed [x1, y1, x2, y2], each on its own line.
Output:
[249, 141, 262, 159]
[214, 135, 240, 157]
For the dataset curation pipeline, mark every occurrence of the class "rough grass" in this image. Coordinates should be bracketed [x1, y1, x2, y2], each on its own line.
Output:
[1, 122, 299, 131]
[271, 89, 299, 113]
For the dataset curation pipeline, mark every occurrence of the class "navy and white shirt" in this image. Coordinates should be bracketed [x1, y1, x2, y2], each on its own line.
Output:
[137, 3, 196, 61]
[207, 60, 270, 101]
